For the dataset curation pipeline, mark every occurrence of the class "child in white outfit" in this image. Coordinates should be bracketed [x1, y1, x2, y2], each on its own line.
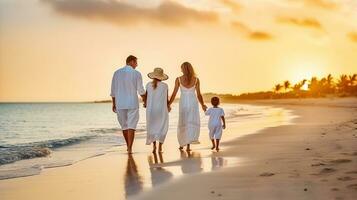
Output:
[205, 97, 226, 152]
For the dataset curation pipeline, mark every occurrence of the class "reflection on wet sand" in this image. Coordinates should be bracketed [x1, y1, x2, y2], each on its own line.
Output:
[148, 152, 173, 187]
[124, 150, 236, 198]
[124, 154, 143, 198]
[180, 150, 203, 174]
[211, 156, 227, 170]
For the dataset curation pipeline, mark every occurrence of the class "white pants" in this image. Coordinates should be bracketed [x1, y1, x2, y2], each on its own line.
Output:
[209, 125, 223, 140]
[117, 109, 139, 130]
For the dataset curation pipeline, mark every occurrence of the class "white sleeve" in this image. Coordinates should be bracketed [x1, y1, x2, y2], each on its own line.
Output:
[205, 108, 211, 116]
[221, 108, 225, 116]
[137, 72, 145, 95]
[110, 72, 116, 97]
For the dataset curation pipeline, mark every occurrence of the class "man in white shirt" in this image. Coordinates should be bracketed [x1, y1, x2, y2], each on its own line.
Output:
[111, 55, 145, 154]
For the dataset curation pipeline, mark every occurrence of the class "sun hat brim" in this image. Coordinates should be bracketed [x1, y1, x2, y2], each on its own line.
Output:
[147, 72, 169, 81]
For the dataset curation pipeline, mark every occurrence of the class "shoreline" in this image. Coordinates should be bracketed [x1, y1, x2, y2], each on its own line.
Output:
[0, 98, 356, 200]
[0, 103, 288, 181]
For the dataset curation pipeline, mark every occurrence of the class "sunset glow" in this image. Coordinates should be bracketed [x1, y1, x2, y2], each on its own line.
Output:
[1, 0, 357, 102]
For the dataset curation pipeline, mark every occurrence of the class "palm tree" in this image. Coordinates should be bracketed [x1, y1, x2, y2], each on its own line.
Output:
[274, 84, 283, 93]
[292, 79, 307, 92]
[283, 80, 291, 92]
[337, 74, 349, 93]
[349, 74, 357, 85]
[350, 74, 357, 94]
[325, 74, 334, 94]
[308, 77, 320, 97]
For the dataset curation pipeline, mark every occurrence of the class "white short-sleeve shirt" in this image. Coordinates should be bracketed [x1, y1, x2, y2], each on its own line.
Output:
[110, 65, 145, 109]
[205, 107, 225, 127]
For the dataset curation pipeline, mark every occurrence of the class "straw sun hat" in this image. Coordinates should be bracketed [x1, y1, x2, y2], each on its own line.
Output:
[147, 68, 169, 81]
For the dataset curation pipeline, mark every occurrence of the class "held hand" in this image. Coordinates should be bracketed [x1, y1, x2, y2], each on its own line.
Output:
[112, 104, 116, 113]
[222, 124, 226, 129]
[202, 104, 208, 112]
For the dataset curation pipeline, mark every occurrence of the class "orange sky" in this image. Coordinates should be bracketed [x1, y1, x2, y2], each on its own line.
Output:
[1, 0, 357, 102]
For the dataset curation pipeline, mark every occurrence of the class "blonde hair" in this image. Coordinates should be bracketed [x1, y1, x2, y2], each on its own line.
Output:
[181, 62, 196, 85]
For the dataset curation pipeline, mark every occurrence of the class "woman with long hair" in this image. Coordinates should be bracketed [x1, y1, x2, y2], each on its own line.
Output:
[169, 62, 207, 151]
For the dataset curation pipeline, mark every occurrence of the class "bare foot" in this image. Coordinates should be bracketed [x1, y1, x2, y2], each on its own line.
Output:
[211, 146, 216, 150]
[216, 148, 220, 152]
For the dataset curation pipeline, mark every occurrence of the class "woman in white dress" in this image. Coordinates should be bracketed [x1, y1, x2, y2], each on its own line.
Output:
[144, 68, 169, 153]
[169, 62, 207, 151]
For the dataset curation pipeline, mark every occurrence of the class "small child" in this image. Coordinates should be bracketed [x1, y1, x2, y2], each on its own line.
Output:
[205, 97, 226, 152]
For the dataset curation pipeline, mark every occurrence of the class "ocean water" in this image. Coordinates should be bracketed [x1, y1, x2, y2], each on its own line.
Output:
[0, 102, 295, 179]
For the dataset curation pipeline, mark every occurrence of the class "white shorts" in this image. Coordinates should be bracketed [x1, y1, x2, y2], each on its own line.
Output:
[116, 109, 139, 130]
[209, 125, 223, 140]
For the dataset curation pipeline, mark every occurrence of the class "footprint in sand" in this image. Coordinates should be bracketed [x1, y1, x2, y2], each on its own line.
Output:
[337, 176, 355, 181]
[311, 162, 326, 167]
[317, 168, 337, 175]
[329, 159, 351, 164]
[346, 184, 357, 190]
[259, 172, 275, 177]
[345, 171, 357, 174]
[331, 188, 339, 191]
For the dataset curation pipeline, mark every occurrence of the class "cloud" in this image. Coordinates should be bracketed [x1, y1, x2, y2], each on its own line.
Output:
[231, 21, 273, 41]
[303, 0, 338, 10]
[220, 0, 241, 12]
[41, 0, 219, 26]
[249, 32, 273, 40]
[277, 17, 324, 30]
[347, 32, 357, 42]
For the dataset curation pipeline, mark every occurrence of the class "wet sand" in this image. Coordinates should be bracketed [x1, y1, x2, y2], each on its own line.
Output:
[1, 98, 356, 200]
[135, 98, 357, 200]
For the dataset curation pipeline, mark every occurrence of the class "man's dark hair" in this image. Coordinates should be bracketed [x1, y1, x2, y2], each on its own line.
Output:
[126, 55, 137, 64]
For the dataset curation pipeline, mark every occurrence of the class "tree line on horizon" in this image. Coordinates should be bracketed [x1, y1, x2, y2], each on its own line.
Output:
[203, 73, 357, 101]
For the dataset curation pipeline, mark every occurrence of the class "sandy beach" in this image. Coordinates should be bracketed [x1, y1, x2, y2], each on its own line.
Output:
[1, 98, 357, 200]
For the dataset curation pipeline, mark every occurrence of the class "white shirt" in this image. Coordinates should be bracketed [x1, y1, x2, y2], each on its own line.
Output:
[110, 65, 145, 109]
[205, 107, 225, 127]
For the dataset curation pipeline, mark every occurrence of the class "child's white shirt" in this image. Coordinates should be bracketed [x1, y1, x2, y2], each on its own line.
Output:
[205, 107, 225, 127]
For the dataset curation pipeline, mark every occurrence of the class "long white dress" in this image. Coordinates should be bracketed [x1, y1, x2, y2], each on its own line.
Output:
[177, 78, 200, 146]
[146, 82, 169, 145]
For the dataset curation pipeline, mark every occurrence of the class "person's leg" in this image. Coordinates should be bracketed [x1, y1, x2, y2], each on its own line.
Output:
[211, 139, 215, 150]
[127, 129, 135, 154]
[122, 130, 129, 151]
[152, 141, 157, 153]
[158, 142, 163, 153]
[126, 109, 139, 154]
[216, 139, 220, 152]
[209, 127, 215, 150]
[117, 109, 129, 151]
[158, 151, 164, 163]
[186, 144, 191, 151]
